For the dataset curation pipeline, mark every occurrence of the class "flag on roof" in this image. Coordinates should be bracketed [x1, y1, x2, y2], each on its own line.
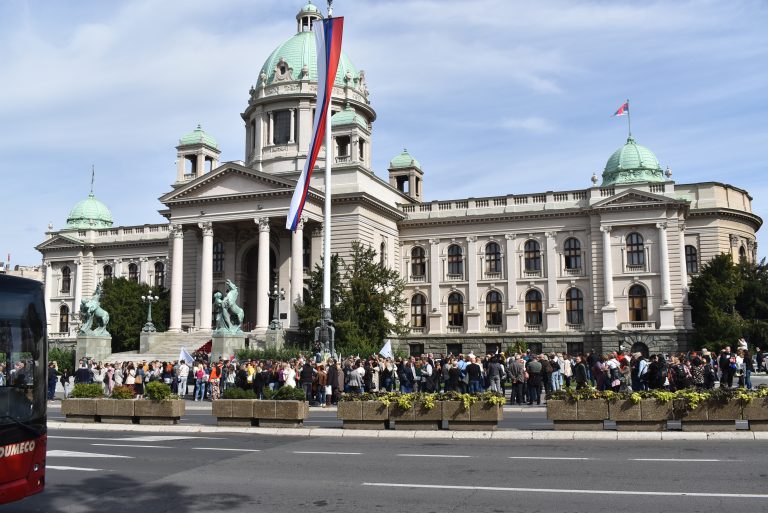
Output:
[286, 16, 345, 231]
[613, 101, 629, 117]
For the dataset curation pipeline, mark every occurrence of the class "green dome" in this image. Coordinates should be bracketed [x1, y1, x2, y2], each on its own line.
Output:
[331, 106, 368, 130]
[178, 124, 219, 149]
[389, 149, 421, 170]
[602, 136, 664, 186]
[66, 193, 114, 229]
[257, 31, 361, 89]
[300, 1, 319, 13]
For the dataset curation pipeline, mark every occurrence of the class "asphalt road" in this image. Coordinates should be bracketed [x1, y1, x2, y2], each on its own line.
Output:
[7, 428, 768, 513]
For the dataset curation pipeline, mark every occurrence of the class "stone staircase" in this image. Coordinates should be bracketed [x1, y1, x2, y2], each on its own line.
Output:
[105, 332, 215, 363]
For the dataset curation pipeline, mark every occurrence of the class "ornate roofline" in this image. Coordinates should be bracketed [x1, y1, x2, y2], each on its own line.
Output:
[688, 208, 763, 230]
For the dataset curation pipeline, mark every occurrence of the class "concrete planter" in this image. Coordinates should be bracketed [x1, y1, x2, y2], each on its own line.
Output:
[546, 399, 578, 421]
[390, 401, 441, 430]
[547, 399, 607, 431]
[607, 399, 659, 431]
[61, 398, 99, 423]
[95, 399, 136, 424]
[213, 400, 308, 427]
[448, 401, 503, 431]
[743, 397, 768, 431]
[675, 400, 737, 431]
[337, 400, 387, 430]
[338, 400, 504, 430]
[134, 400, 186, 425]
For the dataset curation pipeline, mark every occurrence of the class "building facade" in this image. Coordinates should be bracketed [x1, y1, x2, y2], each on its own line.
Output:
[37, 3, 761, 357]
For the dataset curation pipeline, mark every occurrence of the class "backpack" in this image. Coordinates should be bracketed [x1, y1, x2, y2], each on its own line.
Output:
[551, 360, 560, 372]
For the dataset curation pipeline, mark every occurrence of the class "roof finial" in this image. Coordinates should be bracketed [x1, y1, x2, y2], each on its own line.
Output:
[90, 164, 95, 196]
[327, 0, 333, 17]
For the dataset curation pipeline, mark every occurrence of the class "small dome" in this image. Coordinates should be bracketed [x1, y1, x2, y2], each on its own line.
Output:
[389, 148, 421, 170]
[331, 106, 368, 130]
[299, 1, 319, 13]
[66, 194, 114, 229]
[178, 124, 219, 149]
[602, 136, 663, 186]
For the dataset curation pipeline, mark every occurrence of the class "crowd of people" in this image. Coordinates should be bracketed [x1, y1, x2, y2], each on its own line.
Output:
[48, 341, 766, 405]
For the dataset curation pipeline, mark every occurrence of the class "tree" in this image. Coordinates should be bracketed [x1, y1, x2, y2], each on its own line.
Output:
[294, 241, 408, 353]
[688, 253, 768, 350]
[98, 278, 170, 352]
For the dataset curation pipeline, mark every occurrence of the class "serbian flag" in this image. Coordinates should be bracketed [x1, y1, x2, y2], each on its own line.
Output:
[286, 16, 344, 231]
[613, 101, 629, 117]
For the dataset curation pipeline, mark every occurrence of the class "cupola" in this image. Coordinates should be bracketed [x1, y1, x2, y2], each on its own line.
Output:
[388, 148, 423, 202]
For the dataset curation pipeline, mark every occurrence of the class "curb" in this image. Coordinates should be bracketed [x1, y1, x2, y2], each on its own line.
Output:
[46, 421, 768, 441]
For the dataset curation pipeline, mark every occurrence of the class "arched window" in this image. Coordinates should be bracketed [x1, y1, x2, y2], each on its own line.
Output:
[486, 291, 503, 326]
[128, 263, 139, 283]
[485, 242, 501, 273]
[524, 240, 541, 272]
[447, 245, 463, 277]
[739, 245, 747, 263]
[61, 266, 71, 294]
[154, 262, 165, 288]
[213, 241, 224, 273]
[448, 292, 464, 326]
[685, 245, 698, 274]
[103, 265, 113, 280]
[303, 236, 311, 270]
[626, 233, 645, 267]
[525, 289, 543, 325]
[564, 238, 581, 270]
[566, 287, 584, 325]
[411, 247, 426, 277]
[380, 241, 386, 266]
[410, 294, 427, 328]
[628, 285, 648, 322]
[59, 304, 69, 333]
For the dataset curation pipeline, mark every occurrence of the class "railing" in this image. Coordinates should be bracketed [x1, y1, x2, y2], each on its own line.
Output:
[485, 325, 502, 333]
[182, 173, 195, 181]
[410, 326, 425, 334]
[553, 193, 568, 202]
[650, 184, 665, 193]
[447, 326, 463, 333]
[514, 197, 528, 205]
[335, 155, 351, 163]
[523, 270, 541, 278]
[565, 323, 584, 332]
[600, 187, 615, 197]
[410, 275, 426, 282]
[455, 201, 468, 208]
[419, 204, 432, 212]
[493, 198, 507, 206]
[446, 273, 464, 281]
[484, 272, 501, 280]
[532, 195, 546, 203]
[525, 324, 542, 332]
[564, 267, 582, 276]
[626, 264, 645, 273]
[476, 199, 489, 208]
[572, 191, 587, 200]
[620, 321, 656, 330]
[402, 205, 415, 213]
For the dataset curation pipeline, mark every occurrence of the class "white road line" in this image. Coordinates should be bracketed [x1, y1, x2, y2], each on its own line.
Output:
[91, 444, 171, 449]
[47, 465, 103, 472]
[293, 451, 361, 455]
[361, 483, 768, 499]
[630, 458, 726, 462]
[509, 456, 592, 460]
[397, 454, 472, 458]
[48, 435, 221, 442]
[192, 448, 261, 452]
[47, 450, 133, 459]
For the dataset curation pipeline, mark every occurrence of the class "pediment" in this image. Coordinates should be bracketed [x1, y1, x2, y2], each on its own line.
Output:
[160, 162, 304, 204]
[36, 233, 84, 251]
[592, 189, 685, 209]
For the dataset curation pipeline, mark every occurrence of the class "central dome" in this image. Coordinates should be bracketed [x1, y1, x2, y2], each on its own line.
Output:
[602, 136, 664, 186]
[257, 6, 362, 90]
[66, 194, 114, 229]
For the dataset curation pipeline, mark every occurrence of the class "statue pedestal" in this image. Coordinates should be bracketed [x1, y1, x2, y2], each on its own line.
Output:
[265, 328, 285, 350]
[211, 334, 247, 360]
[76, 335, 112, 364]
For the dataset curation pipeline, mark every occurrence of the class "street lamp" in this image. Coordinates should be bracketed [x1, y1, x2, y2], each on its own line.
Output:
[141, 290, 160, 332]
[268, 282, 285, 330]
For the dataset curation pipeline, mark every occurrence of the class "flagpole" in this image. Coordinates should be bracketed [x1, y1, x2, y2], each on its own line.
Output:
[626, 98, 631, 138]
[322, 0, 335, 357]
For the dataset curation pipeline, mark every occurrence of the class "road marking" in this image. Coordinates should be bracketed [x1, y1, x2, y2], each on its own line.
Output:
[47, 465, 103, 472]
[48, 450, 133, 459]
[630, 458, 726, 462]
[192, 448, 261, 452]
[361, 483, 768, 499]
[293, 451, 361, 455]
[397, 454, 471, 458]
[509, 456, 592, 460]
[48, 435, 221, 442]
[91, 444, 171, 449]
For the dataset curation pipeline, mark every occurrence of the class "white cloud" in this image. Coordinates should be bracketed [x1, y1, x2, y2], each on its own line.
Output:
[500, 116, 557, 134]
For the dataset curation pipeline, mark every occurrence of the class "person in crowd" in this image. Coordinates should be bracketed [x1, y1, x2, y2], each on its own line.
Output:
[466, 356, 484, 394]
[508, 355, 527, 404]
[526, 355, 543, 405]
[300, 360, 315, 400]
[347, 360, 365, 394]
[573, 355, 588, 390]
[315, 364, 327, 407]
[283, 361, 297, 388]
[487, 355, 505, 393]
[47, 362, 58, 400]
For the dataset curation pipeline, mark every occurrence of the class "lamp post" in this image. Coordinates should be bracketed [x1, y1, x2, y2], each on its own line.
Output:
[268, 282, 285, 331]
[141, 290, 160, 332]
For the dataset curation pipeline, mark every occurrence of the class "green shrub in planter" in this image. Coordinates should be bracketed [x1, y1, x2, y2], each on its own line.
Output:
[222, 388, 258, 399]
[110, 385, 135, 400]
[144, 381, 173, 401]
[263, 386, 307, 401]
[70, 383, 104, 398]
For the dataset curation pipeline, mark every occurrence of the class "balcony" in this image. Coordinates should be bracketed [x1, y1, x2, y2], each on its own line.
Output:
[626, 264, 645, 273]
[446, 273, 464, 281]
[410, 326, 425, 334]
[523, 270, 542, 278]
[620, 321, 656, 330]
[410, 275, 426, 283]
[335, 155, 351, 164]
[484, 272, 502, 280]
[485, 325, 502, 333]
[564, 267, 582, 276]
[447, 325, 463, 334]
[524, 324, 542, 332]
[565, 323, 584, 332]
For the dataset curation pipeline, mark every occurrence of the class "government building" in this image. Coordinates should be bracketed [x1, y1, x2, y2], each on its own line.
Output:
[37, 3, 761, 358]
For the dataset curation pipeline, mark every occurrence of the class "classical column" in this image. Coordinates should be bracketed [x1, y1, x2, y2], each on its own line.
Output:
[678, 224, 693, 329]
[289, 109, 296, 143]
[600, 225, 617, 331]
[290, 217, 305, 328]
[139, 257, 148, 284]
[427, 239, 442, 334]
[74, 258, 83, 313]
[466, 236, 480, 333]
[256, 217, 271, 328]
[657, 222, 675, 329]
[169, 225, 184, 332]
[545, 232, 561, 332]
[196, 153, 205, 178]
[268, 112, 274, 145]
[199, 222, 214, 330]
[44, 262, 52, 328]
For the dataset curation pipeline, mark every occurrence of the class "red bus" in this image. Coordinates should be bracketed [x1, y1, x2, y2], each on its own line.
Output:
[0, 275, 47, 505]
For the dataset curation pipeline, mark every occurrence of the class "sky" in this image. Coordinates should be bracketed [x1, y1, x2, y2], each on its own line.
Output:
[1, 0, 766, 265]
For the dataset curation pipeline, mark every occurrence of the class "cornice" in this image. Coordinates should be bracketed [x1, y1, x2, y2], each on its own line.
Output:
[688, 208, 763, 230]
[332, 192, 407, 221]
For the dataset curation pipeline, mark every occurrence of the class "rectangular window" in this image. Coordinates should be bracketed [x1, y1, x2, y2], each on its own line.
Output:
[337, 136, 350, 157]
[273, 110, 291, 144]
[446, 343, 462, 356]
[409, 343, 425, 357]
[566, 342, 584, 356]
[527, 342, 543, 356]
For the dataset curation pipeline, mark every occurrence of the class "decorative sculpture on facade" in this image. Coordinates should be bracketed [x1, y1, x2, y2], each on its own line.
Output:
[78, 283, 110, 336]
[213, 279, 244, 334]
